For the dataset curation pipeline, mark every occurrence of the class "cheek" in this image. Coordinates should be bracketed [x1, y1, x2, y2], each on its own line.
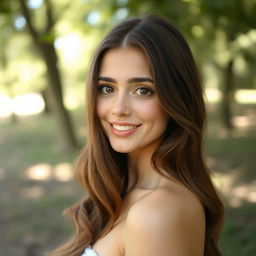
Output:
[96, 98, 107, 118]
[138, 101, 167, 123]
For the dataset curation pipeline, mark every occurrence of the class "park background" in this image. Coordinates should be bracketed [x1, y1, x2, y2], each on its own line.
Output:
[0, 0, 255, 255]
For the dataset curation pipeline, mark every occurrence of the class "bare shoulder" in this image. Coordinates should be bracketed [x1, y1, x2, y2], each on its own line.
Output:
[124, 184, 205, 256]
[127, 185, 205, 223]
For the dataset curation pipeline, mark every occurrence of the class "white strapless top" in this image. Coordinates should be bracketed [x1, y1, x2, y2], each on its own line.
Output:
[81, 245, 98, 256]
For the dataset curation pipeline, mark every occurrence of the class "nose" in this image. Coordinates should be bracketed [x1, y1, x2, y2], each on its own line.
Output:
[112, 93, 131, 117]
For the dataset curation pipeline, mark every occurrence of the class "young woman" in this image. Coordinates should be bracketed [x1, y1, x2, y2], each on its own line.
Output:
[49, 15, 224, 256]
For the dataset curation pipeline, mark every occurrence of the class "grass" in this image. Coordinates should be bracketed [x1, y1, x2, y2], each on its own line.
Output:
[0, 103, 255, 255]
[220, 202, 256, 255]
[0, 112, 82, 255]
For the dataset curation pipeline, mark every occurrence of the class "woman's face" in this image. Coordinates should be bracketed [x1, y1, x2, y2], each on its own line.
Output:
[96, 47, 169, 154]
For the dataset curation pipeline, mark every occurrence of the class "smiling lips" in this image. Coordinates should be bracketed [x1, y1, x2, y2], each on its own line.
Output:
[110, 122, 141, 136]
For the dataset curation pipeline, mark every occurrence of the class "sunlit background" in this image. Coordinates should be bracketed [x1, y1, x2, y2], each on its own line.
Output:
[0, 0, 256, 255]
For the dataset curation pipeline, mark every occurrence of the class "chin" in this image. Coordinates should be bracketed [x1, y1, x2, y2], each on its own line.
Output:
[110, 143, 134, 154]
[112, 147, 131, 153]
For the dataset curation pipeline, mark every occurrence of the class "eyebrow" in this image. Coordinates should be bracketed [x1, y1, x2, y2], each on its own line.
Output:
[97, 76, 154, 84]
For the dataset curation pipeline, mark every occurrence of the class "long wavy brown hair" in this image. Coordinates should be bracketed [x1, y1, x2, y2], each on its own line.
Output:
[48, 15, 224, 256]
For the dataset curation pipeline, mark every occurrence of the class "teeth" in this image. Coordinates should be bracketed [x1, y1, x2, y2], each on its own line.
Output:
[113, 124, 136, 131]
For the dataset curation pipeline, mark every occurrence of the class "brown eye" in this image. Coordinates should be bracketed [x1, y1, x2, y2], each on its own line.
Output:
[99, 85, 115, 94]
[135, 87, 154, 96]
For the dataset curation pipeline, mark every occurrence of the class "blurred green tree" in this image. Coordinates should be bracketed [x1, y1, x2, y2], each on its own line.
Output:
[199, 0, 256, 130]
[0, 0, 78, 150]
[18, 0, 78, 149]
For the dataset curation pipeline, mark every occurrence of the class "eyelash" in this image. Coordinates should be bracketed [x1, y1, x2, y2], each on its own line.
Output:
[98, 85, 154, 96]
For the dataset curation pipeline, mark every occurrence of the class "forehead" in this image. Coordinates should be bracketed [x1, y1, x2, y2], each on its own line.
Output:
[99, 47, 152, 78]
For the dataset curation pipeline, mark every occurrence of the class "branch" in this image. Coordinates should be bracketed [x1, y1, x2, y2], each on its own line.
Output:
[45, 0, 55, 33]
[18, 0, 39, 44]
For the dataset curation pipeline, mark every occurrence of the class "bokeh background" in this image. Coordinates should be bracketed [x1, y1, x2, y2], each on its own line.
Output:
[0, 0, 255, 255]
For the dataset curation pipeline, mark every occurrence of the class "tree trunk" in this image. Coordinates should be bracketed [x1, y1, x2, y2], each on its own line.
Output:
[18, 0, 79, 150]
[40, 87, 52, 114]
[221, 59, 234, 130]
[39, 41, 79, 150]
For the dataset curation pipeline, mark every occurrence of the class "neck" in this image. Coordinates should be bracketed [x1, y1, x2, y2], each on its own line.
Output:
[127, 141, 164, 191]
